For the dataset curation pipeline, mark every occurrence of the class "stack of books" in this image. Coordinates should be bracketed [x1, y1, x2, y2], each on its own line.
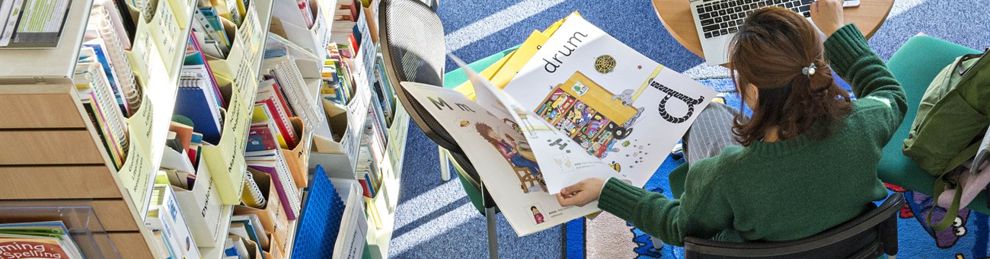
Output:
[71, 0, 144, 171]
[74, 47, 130, 170]
[190, 0, 248, 59]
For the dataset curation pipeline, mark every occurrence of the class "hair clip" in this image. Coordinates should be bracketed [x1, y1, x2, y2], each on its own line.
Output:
[801, 63, 817, 77]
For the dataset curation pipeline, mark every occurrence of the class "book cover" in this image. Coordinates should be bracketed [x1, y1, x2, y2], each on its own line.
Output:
[0, 221, 84, 259]
[501, 13, 716, 191]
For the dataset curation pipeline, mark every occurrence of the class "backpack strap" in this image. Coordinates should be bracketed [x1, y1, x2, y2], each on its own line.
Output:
[928, 179, 964, 232]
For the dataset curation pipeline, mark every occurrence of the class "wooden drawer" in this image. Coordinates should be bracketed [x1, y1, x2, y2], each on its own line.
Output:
[0, 84, 87, 129]
[0, 200, 140, 231]
[0, 166, 122, 199]
[0, 130, 105, 165]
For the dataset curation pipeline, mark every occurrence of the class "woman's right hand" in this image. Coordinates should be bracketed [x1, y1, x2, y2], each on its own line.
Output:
[811, 0, 845, 37]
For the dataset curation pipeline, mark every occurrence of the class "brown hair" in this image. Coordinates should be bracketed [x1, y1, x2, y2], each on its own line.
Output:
[476, 123, 499, 146]
[729, 7, 852, 146]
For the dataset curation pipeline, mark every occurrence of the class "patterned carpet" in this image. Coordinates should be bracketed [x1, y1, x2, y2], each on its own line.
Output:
[392, 0, 990, 258]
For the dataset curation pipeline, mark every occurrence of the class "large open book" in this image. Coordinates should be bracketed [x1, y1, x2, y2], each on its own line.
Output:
[401, 14, 716, 236]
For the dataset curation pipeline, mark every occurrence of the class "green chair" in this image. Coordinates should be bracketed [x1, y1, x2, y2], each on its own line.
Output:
[878, 34, 987, 214]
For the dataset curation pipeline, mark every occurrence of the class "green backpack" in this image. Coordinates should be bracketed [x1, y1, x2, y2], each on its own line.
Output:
[903, 49, 990, 231]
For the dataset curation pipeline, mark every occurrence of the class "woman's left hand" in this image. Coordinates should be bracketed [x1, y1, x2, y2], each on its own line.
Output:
[556, 178, 606, 206]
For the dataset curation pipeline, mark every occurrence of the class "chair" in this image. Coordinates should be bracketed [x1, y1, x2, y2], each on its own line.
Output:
[877, 35, 989, 214]
[683, 193, 905, 259]
[377, 1, 500, 258]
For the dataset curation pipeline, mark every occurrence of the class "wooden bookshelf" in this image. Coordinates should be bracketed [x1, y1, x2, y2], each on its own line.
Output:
[0, 0, 411, 258]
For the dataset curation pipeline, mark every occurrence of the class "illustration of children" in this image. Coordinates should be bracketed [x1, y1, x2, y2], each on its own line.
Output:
[531, 206, 545, 224]
[476, 123, 543, 178]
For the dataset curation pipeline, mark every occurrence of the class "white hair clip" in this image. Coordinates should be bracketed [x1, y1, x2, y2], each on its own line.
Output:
[801, 63, 817, 77]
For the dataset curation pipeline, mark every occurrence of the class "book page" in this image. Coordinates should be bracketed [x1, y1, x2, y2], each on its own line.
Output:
[453, 55, 615, 194]
[401, 82, 599, 236]
[501, 13, 717, 189]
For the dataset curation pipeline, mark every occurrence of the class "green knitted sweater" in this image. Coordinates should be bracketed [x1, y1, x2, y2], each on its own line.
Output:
[598, 24, 907, 246]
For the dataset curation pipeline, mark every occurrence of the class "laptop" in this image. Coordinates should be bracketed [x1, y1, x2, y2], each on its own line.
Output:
[690, 0, 814, 65]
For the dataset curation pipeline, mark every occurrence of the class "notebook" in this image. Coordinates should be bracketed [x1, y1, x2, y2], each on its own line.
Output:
[254, 86, 298, 148]
[85, 5, 141, 114]
[174, 65, 224, 144]
[290, 165, 345, 258]
[74, 53, 129, 170]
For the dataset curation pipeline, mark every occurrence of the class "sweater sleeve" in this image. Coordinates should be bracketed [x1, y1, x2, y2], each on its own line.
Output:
[598, 160, 733, 246]
[824, 24, 907, 143]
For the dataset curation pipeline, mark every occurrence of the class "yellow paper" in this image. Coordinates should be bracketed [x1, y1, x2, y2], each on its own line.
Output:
[453, 14, 574, 99]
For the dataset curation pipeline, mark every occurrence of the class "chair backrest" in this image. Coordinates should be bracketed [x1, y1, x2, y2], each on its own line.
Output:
[684, 192, 904, 259]
[378, 0, 462, 152]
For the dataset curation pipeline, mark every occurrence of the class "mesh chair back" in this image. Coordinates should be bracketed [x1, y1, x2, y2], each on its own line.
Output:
[379, 0, 460, 151]
[684, 193, 904, 258]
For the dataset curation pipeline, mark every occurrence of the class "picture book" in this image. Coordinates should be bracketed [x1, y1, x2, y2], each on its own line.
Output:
[399, 13, 716, 235]
[500, 13, 716, 192]
[404, 79, 603, 236]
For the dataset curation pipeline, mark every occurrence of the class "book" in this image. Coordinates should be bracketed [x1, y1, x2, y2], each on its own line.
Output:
[0, 221, 84, 259]
[86, 3, 141, 114]
[74, 53, 129, 170]
[0, 0, 24, 47]
[175, 65, 225, 144]
[0, 0, 70, 47]
[146, 182, 202, 259]
[399, 14, 716, 236]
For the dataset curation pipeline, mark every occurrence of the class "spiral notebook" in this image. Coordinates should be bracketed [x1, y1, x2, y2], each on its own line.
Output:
[174, 65, 224, 144]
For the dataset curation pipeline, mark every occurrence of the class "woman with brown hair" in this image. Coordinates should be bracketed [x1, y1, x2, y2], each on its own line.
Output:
[556, 0, 906, 245]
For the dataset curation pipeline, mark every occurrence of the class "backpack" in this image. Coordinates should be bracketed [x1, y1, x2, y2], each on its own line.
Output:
[903, 48, 990, 231]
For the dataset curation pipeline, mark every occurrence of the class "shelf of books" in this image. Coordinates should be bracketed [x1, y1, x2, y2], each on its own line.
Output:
[0, 0, 409, 258]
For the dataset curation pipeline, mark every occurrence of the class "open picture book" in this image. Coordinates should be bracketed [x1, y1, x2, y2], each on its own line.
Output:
[401, 13, 717, 236]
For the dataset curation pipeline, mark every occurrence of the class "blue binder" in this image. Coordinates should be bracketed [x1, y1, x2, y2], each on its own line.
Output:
[291, 165, 346, 258]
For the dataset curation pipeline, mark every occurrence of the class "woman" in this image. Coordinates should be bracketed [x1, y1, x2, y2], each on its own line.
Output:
[556, 0, 906, 245]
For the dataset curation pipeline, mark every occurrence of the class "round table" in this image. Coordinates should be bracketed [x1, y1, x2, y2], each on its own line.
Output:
[651, 0, 894, 59]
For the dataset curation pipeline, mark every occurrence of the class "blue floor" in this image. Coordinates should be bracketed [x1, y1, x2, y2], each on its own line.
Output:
[390, 0, 990, 258]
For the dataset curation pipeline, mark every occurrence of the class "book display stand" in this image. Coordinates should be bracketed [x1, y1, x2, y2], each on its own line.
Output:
[0, 0, 407, 258]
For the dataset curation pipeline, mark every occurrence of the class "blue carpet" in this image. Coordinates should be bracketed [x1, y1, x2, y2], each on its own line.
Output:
[391, 0, 990, 258]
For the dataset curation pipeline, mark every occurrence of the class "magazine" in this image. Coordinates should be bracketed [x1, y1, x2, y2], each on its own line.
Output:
[400, 13, 716, 236]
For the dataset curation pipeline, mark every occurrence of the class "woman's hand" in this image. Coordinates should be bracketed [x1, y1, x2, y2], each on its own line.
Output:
[811, 0, 845, 37]
[556, 178, 606, 207]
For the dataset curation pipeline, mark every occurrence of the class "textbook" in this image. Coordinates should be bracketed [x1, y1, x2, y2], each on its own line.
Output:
[400, 13, 715, 235]
[0, 221, 84, 259]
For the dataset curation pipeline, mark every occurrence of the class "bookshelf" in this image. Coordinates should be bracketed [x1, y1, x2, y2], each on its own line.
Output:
[0, 0, 409, 258]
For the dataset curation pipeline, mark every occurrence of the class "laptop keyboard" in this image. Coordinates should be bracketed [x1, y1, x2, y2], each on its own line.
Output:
[698, 0, 814, 38]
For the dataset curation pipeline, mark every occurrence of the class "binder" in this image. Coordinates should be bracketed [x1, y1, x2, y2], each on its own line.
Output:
[290, 165, 345, 259]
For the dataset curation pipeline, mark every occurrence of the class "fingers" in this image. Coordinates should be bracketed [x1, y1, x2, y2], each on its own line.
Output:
[556, 193, 570, 206]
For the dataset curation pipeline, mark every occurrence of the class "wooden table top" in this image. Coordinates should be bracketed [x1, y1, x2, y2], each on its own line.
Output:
[651, 0, 894, 59]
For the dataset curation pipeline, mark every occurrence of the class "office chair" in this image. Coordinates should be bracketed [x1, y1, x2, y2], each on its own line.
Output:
[877, 35, 990, 214]
[377, 1, 500, 258]
[683, 192, 904, 259]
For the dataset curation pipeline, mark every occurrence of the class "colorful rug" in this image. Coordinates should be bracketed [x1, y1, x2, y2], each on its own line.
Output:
[566, 77, 990, 258]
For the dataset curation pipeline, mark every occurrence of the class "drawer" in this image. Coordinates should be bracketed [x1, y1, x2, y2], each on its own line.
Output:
[0, 200, 140, 231]
[0, 130, 105, 165]
[0, 84, 87, 129]
[0, 166, 123, 199]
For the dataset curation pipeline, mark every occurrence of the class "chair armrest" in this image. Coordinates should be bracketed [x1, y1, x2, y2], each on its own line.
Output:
[684, 193, 905, 257]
